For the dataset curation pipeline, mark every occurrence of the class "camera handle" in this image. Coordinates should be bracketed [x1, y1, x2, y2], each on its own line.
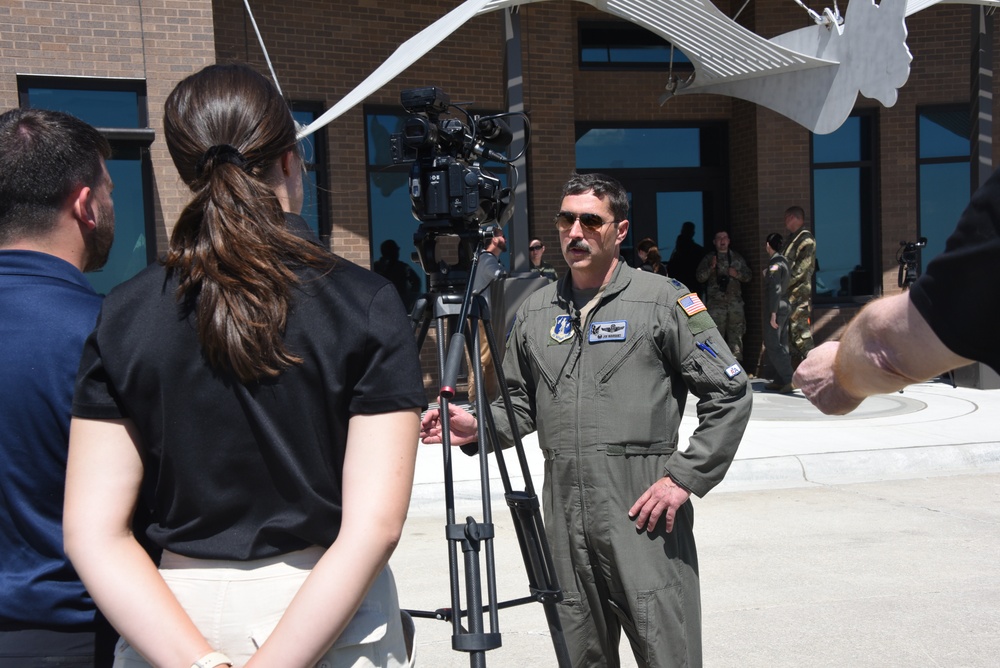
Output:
[408, 247, 571, 668]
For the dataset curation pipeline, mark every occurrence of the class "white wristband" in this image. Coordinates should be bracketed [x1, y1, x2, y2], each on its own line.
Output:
[192, 652, 233, 668]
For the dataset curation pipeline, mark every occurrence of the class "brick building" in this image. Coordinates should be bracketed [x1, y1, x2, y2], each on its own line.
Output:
[3, 0, 996, 381]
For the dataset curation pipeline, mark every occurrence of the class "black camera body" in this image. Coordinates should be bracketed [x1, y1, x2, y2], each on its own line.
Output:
[897, 237, 927, 288]
[391, 87, 511, 232]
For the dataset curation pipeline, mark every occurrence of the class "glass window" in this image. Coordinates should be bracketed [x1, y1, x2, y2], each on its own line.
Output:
[918, 106, 970, 272]
[19, 77, 154, 295]
[656, 192, 703, 265]
[291, 105, 330, 242]
[579, 22, 691, 69]
[21, 88, 142, 128]
[811, 112, 878, 301]
[576, 127, 700, 169]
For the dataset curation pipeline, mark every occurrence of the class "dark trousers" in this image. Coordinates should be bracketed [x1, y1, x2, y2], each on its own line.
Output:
[0, 615, 116, 668]
[763, 309, 794, 385]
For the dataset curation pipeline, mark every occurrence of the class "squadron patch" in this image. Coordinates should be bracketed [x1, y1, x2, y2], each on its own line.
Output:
[725, 363, 743, 379]
[550, 314, 575, 343]
[588, 320, 627, 343]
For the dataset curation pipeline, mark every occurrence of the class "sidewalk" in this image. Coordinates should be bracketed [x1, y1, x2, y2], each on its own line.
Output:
[395, 380, 1000, 667]
[409, 379, 1000, 515]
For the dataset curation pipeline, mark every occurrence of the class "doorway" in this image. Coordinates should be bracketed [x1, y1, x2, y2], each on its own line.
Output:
[575, 123, 729, 269]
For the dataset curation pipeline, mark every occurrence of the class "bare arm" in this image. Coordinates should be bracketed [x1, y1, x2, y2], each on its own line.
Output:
[64, 418, 217, 668]
[793, 293, 971, 414]
[247, 408, 420, 667]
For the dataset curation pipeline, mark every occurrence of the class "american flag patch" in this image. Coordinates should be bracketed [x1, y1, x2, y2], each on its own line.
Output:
[678, 293, 707, 316]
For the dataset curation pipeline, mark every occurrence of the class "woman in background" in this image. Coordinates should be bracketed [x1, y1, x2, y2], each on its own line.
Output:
[64, 63, 426, 668]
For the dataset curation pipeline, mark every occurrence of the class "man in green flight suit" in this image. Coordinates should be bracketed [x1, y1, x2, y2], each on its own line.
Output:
[421, 172, 753, 668]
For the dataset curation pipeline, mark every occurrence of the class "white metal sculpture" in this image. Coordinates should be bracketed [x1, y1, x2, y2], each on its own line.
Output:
[299, 0, 1000, 139]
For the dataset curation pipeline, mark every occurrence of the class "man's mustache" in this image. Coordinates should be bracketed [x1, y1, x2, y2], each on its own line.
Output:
[566, 239, 591, 253]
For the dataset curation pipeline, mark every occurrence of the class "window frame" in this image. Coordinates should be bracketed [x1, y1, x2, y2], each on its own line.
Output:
[17, 76, 157, 292]
[290, 102, 331, 244]
[916, 103, 971, 273]
[809, 109, 881, 304]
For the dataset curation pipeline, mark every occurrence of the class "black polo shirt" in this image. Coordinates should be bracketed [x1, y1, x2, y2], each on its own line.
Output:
[73, 216, 427, 560]
[909, 168, 1000, 374]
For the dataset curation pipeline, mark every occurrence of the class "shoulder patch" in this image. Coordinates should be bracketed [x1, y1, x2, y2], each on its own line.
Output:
[677, 293, 706, 316]
[769, 263, 780, 272]
[670, 278, 686, 290]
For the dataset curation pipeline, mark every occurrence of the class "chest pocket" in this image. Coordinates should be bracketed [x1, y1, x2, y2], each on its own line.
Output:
[594, 326, 675, 446]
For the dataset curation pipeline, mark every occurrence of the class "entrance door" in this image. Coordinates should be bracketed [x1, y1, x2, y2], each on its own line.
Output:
[575, 124, 728, 271]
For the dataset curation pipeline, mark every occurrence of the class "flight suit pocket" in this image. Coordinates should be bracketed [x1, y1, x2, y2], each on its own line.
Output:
[608, 584, 689, 667]
[595, 328, 671, 445]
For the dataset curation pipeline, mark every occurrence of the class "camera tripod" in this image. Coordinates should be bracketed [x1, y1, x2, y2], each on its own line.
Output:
[406, 229, 571, 668]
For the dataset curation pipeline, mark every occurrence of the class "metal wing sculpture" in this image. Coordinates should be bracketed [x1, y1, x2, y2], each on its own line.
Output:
[299, 0, 1000, 139]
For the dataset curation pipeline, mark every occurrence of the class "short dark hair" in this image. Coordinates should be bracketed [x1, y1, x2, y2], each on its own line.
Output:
[562, 172, 629, 223]
[766, 232, 783, 252]
[0, 108, 111, 245]
[784, 205, 805, 221]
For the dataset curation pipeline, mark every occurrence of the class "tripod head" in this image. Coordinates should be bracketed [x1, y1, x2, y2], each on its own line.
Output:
[413, 222, 505, 296]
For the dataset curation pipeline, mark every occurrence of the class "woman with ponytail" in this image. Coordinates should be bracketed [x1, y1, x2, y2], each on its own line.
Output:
[64, 63, 426, 668]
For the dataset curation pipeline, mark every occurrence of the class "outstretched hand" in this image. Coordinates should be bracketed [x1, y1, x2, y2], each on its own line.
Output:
[420, 403, 479, 446]
[629, 476, 691, 533]
[793, 341, 865, 415]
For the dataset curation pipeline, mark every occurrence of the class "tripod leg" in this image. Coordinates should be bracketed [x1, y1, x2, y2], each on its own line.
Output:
[480, 315, 573, 668]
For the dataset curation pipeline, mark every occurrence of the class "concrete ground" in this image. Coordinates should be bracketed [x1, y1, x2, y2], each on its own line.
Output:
[391, 380, 1000, 666]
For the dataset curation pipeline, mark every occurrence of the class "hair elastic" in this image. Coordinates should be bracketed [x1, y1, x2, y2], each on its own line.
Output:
[196, 144, 248, 175]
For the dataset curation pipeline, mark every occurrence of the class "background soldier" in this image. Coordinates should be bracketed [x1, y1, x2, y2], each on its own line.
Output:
[527, 237, 558, 281]
[696, 230, 752, 361]
[783, 206, 816, 364]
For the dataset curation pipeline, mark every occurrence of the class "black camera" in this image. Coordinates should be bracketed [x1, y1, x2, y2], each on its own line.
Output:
[391, 87, 514, 232]
[897, 237, 927, 288]
[717, 272, 730, 293]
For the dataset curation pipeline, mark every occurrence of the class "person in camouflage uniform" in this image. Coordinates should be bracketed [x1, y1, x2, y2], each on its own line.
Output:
[695, 230, 752, 361]
[783, 206, 816, 364]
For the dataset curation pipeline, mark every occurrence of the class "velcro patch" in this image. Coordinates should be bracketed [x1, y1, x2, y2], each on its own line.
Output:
[725, 363, 743, 379]
[686, 310, 716, 336]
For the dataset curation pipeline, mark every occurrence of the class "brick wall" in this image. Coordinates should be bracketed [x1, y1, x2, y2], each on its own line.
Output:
[0, 0, 217, 252]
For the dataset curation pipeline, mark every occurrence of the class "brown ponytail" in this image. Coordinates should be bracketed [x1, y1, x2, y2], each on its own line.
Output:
[163, 63, 332, 383]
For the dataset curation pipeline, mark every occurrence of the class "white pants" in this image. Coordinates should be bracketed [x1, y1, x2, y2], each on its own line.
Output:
[113, 547, 415, 668]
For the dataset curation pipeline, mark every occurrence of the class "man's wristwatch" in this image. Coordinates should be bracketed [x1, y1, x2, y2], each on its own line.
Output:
[192, 651, 233, 668]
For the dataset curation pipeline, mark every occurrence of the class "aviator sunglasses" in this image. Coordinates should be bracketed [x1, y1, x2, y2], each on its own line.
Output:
[554, 211, 614, 231]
